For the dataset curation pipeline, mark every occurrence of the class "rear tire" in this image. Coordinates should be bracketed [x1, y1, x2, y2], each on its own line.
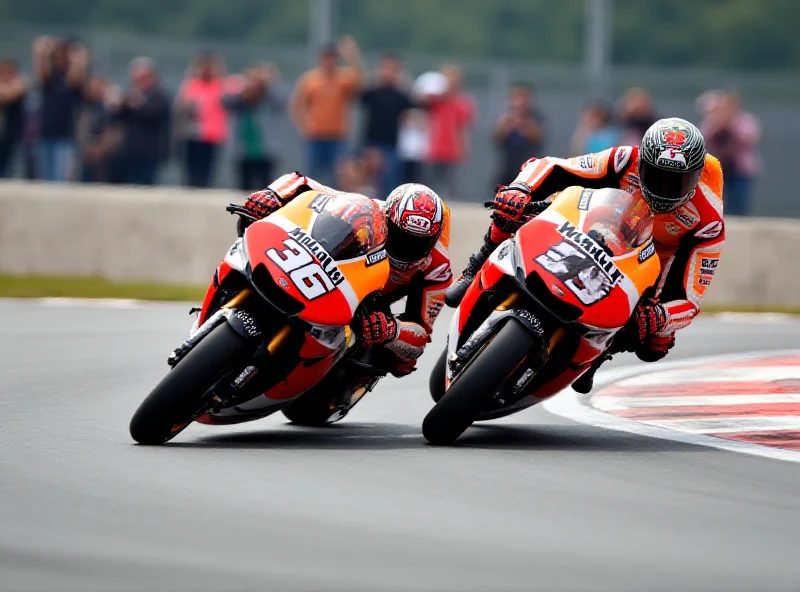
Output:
[429, 348, 447, 403]
[422, 319, 537, 445]
[129, 322, 253, 445]
[281, 390, 341, 426]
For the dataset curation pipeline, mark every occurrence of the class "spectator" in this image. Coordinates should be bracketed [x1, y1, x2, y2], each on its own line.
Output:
[618, 87, 657, 146]
[115, 57, 171, 186]
[76, 75, 121, 183]
[422, 64, 475, 199]
[569, 100, 620, 156]
[175, 52, 228, 188]
[223, 64, 287, 192]
[0, 58, 28, 177]
[290, 36, 364, 186]
[21, 93, 39, 180]
[700, 91, 761, 216]
[398, 108, 428, 184]
[360, 52, 412, 196]
[493, 81, 545, 186]
[32, 36, 89, 181]
[359, 147, 383, 198]
[336, 155, 372, 196]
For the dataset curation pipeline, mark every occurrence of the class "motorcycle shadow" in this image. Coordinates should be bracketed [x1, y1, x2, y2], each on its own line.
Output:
[171, 422, 424, 451]
[454, 422, 704, 453]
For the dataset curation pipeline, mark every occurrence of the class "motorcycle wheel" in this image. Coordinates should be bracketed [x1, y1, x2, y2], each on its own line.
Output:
[281, 390, 342, 426]
[429, 348, 447, 403]
[422, 319, 537, 446]
[129, 321, 253, 445]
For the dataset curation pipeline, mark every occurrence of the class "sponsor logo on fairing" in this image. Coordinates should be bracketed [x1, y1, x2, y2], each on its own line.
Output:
[579, 155, 596, 170]
[308, 194, 332, 213]
[555, 222, 624, 284]
[365, 249, 388, 266]
[638, 240, 656, 263]
[578, 189, 593, 211]
[287, 228, 345, 285]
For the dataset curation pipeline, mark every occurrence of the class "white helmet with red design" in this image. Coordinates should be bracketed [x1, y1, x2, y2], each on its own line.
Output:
[384, 183, 444, 270]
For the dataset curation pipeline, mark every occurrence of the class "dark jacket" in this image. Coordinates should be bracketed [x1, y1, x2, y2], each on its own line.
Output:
[117, 86, 171, 162]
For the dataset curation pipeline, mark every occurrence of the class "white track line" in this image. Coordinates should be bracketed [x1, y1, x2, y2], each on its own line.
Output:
[36, 297, 143, 308]
[543, 349, 800, 464]
[594, 394, 800, 411]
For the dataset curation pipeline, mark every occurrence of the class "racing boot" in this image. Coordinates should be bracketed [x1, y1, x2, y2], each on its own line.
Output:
[444, 230, 500, 307]
[571, 352, 612, 394]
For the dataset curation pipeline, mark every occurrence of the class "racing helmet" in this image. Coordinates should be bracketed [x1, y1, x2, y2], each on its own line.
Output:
[638, 117, 707, 213]
[384, 183, 444, 270]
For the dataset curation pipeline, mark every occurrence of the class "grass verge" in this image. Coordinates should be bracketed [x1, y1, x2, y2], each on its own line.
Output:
[0, 274, 206, 302]
[1, 274, 799, 315]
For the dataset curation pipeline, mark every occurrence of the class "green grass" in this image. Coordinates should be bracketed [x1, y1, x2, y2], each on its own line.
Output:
[0, 274, 799, 315]
[0, 274, 206, 302]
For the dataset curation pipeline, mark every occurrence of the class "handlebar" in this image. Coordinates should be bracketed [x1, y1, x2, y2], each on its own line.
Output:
[226, 204, 259, 223]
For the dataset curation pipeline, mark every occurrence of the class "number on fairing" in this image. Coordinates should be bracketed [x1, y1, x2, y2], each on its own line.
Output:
[266, 238, 335, 300]
[267, 238, 313, 272]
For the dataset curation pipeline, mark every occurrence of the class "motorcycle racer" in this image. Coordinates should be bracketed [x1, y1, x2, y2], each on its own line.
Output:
[237, 173, 453, 378]
[446, 117, 724, 393]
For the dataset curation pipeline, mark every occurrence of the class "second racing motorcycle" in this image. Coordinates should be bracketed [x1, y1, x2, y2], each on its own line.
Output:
[424, 186, 661, 444]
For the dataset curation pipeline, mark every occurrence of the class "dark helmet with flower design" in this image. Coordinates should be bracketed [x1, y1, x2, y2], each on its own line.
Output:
[639, 117, 707, 214]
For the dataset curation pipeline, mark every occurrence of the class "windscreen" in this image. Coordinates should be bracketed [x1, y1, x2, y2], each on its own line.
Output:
[577, 188, 654, 256]
[309, 194, 389, 261]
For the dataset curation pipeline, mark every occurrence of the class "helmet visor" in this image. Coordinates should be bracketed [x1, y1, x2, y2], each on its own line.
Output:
[385, 219, 439, 264]
[639, 160, 701, 212]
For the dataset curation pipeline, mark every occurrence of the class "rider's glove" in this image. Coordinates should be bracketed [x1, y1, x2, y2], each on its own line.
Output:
[485, 182, 548, 233]
[243, 188, 283, 220]
[354, 311, 400, 348]
[384, 321, 430, 376]
[636, 333, 675, 362]
[630, 297, 668, 343]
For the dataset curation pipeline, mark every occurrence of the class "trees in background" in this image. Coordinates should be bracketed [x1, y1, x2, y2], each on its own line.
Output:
[0, 0, 796, 71]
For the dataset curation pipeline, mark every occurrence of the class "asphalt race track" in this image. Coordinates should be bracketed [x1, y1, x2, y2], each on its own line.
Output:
[2, 299, 800, 592]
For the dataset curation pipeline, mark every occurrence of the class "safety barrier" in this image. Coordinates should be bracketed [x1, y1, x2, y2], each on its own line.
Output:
[0, 181, 796, 307]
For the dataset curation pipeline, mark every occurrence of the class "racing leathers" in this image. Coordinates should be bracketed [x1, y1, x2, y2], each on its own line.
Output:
[455, 146, 725, 385]
[241, 172, 453, 377]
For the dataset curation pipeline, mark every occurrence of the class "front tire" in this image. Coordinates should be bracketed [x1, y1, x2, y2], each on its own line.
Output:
[129, 322, 253, 445]
[422, 319, 537, 445]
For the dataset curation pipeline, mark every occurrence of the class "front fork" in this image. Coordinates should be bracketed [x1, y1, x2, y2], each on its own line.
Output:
[169, 288, 292, 369]
[446, 290, 566, 394]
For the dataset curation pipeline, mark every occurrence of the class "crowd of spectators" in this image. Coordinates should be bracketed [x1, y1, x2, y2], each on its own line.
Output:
[0, 35, 761, 214]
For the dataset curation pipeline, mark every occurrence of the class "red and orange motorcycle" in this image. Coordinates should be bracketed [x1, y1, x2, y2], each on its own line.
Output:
[424, 186, 661, 445]
[129, 191, 393, 445]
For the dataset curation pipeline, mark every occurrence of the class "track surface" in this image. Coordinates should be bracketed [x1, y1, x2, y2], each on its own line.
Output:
[2, 300, 800, 592]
